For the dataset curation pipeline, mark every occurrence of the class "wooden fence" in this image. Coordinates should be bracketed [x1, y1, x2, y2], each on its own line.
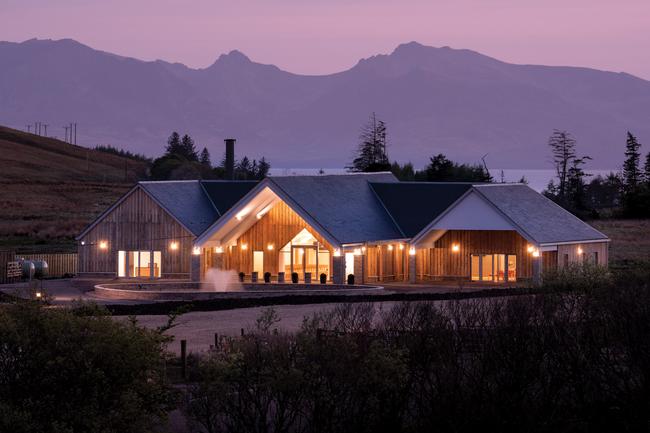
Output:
[0, 250, 16, 284]
[14, 253, 78, 278]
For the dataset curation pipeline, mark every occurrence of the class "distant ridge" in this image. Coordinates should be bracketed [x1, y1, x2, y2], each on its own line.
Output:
[1, 38, 648, 168]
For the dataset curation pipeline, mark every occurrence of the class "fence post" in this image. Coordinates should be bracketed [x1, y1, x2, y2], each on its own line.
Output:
[180, 339, 187, 379]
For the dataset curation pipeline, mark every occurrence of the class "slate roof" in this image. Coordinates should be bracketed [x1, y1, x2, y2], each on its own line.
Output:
[200, 180, 258, 215]
[268, 173, 403, 244]
[370, 182, 472, 237]
[474, 184, 609, 244]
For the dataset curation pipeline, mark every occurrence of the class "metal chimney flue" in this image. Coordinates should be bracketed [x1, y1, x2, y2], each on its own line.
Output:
[224, 138, 236, 180]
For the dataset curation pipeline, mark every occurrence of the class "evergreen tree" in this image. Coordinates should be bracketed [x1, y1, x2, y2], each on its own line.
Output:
[165, 131, 182, 155]
[180, 134, 199, 161]
[257, 157, 271, 179]
[548, 130, 577, 205]
[565, 156, 592, 216]
[199, 147, 211, 166]
[644, 151, 650, 185]
[424, 154, 492, 182]
[349, 113, 391, 172]
[621, 132, 643, 217]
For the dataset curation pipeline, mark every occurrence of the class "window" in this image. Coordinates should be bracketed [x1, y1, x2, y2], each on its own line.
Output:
[278, 228, 330, 280]
[253, 251, 264, 275]
[471, 254, 516, 282]
[118, 250, 162, 278]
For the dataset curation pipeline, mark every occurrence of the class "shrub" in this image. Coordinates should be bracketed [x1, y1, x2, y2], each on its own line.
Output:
[542, 262, 612, 292]
[0, 303, 176, 432]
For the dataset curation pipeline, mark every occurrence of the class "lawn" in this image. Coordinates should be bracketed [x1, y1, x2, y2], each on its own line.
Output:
[590, 219, 650, 263]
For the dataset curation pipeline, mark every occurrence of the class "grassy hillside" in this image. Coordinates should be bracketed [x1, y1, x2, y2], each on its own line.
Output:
[0, 126, 149, 252]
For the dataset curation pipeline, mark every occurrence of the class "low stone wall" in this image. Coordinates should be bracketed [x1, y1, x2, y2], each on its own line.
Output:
[94, 281, 384, 301]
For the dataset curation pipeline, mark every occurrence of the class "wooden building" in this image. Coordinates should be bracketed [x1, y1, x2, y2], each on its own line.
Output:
[77, 173, 609, 284]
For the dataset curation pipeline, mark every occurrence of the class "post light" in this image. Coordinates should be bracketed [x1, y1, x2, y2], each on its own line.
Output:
[451, 243, 460, 253]
[35, 292, 42, 299]
[241, 243, 248, 251]
[532, 249, 540, 258]
[409, 247, 416, 256]
[387, 244, 394, 251]
[192, 246, 201, 255]
[98, 241, 108, 250]
[214, 246, 224, 254]
[170, 241, 179, 251]
[267, 243, 274, 251]
[333, 249, 341, 257]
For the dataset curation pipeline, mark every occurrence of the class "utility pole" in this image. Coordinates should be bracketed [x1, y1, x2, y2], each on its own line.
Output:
[63, 126, 70, 143]
[69, 123, 73, 144]
[43, 124, 48, 137]
[74, 122, 77, 145]
[26, 125, 31, 133]
[34, 122, 38, 135]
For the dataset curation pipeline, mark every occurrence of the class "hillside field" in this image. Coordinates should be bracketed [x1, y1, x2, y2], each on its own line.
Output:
[0, 126, 146, 252]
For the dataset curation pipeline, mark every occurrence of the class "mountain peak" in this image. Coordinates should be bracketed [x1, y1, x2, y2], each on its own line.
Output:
[215, 49, 251, 64]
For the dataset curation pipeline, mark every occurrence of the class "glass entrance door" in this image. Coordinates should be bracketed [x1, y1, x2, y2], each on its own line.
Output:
[291, 246, 318, 280]
[470, 254, 516, 282]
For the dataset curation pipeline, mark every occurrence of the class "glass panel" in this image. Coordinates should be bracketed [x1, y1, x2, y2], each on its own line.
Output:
[471, 255, 480, 281]
[495, 254, 506, 282]
[293, 248, 305, 277]
[304, 248, 317, 276]
[253, 251, 264, 275]
[279, 250, 291, 275]
[481, 255, 493, 281]
[118, 251, 126, 277]
[139, 251, 151, 278]
[153, 251, 161, 278]
[127, 251, 138, 277]
[507, 255, 517, 282]
[345, 253, 355, 279]
[318, 250, 330, 280]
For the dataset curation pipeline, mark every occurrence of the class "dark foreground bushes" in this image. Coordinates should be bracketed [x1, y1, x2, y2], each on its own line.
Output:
[0, 303, 177, 433]
[184, 268, 650, 433]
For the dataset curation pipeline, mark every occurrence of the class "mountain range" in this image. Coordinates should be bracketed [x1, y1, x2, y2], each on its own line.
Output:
[1, 38, 649, 168]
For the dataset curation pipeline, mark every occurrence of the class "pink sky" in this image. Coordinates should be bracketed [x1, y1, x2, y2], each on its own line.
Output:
[3, 0, 650, 79]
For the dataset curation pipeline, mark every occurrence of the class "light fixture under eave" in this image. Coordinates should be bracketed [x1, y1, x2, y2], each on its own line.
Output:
[353, 248, 362, 256]
[192, 246, 201, 256]
[527, 245, 535, 253]
[532, 249, 540, 258]
[235, 208, 250, 221]
[333, 249, 341, 257]
[98, 241, 108, 250]
[214, 246, 224, 254]
[399, 244, 404, 250]
[451, 243, 460, 253]
[240, 243, 248, 251]
[409, 247, 416, 256]
[387, 244, 394, 251]
[170, 241, 179, 251]
[256, 205, 273, 220]
[577, 246, 583, 255]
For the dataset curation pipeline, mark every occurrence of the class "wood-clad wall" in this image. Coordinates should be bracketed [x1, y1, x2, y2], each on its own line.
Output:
[416, 230, 533, 280]
[557, 242, 608, 267]
[77, 187, 193, 278]
[365, 244, 407, 282]
[218, 200, 334, 276]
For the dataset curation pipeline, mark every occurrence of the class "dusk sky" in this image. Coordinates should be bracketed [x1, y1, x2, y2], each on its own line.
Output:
[3, 0, 650, 79]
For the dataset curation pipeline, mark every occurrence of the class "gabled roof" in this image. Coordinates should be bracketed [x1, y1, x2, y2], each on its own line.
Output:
[200, 180, 258, 216]
[473, 184, 609, 245]
[139, 181, 219, 236]
[370, 182, 473, 237]
[267, 173, 404, 244]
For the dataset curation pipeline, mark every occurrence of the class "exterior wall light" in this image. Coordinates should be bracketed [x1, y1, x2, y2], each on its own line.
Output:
[333, 249, 341, 257]
[361, 246, 367, 253]
[577, 246, 583, 255]
[353, 248, 362, 256]
[532, 250, 540, 258]
[80, 241, 85, 246]
[451, 243, 460, 253]
[527, 245, 535, 253]
[399, 244, 404, 250]
[99, 241, 108, 250]
[409, 247, 416, 256]
[241, 243, 248, 251]
[170, 241, 179, 251]
[267, 243, 274, 251]
[387, 244, 394, 251]
[192, 246, 201, 256]
[214, 246, 224, 254]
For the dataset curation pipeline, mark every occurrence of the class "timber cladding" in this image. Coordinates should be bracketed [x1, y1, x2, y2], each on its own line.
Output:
[416, 230, 533, 280]
[365, 245, 407, 282]
[77, 187, 193, 278]
[16, 253, 77, 277]
[218, 200, 334, 276]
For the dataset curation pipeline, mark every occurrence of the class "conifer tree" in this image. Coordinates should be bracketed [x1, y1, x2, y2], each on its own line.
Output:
[621, 132, 643, 216]
[548, 129, 576, 205]
[180, 134, 199, 161]
[165, 131, 182, 155]
[199, 147, 211, 166]
[349, 112, 391, 172]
